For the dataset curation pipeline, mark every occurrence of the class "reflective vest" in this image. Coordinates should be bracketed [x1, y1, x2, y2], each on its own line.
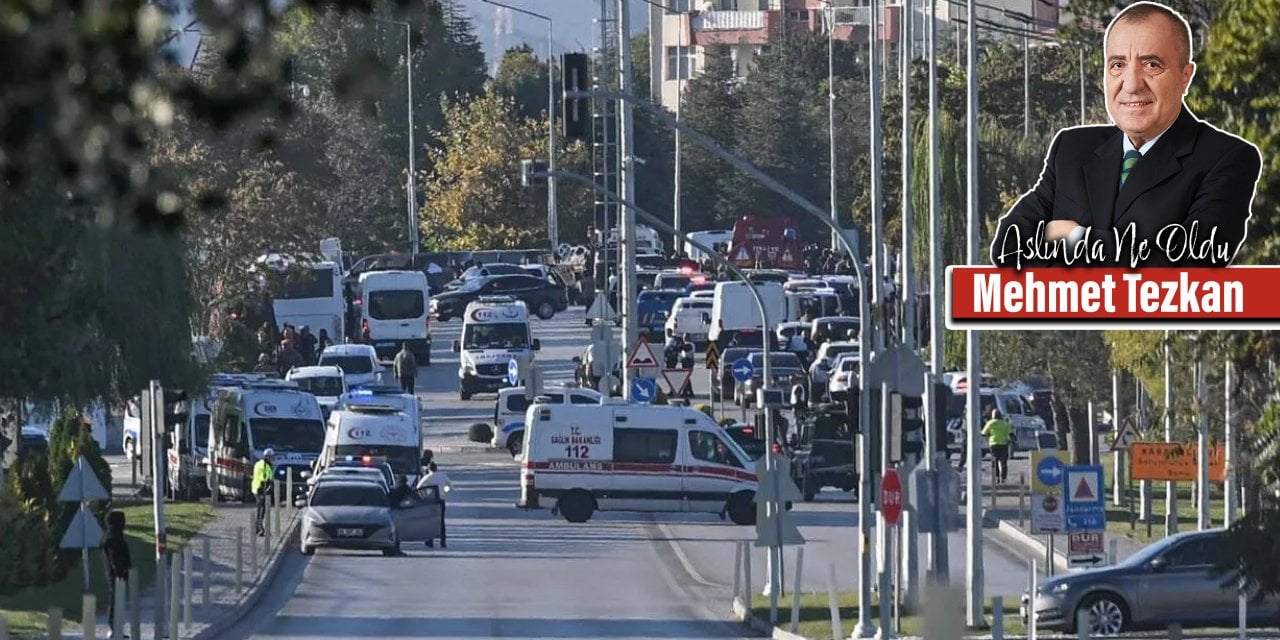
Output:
[982, 419, 1013, 446]
[251, 459, 274, 495]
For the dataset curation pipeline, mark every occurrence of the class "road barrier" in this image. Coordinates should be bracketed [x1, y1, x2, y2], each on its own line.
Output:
[236, 527, 245, 592]
[183, 546, 194, 631]
[202, 536, 212, 615]
[790, 547, 804, 633]
[826, 564, 842, 640]
[991, 595, 1003, 640]
[80, 594, 94, 640]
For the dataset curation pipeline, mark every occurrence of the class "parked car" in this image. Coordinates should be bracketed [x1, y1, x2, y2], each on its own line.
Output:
[431, 274, 567, 321]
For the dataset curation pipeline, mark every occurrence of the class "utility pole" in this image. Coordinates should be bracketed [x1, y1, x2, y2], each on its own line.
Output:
[869, 0, 885, 350]
[1225, 361, 1237, 524]
[405, 24, 419, 256]
[828, 2, 839, 252]
[1164, 331, 1178, 536]
[1078, 47, 1086, 126]
[1196, 342, 1209, 530]
[900, 0, 916, 350]
[1023, 7, 1030, 138]
[674, 9, 687, 253]
[617, 0, 637, 400]
[924, 0, 948, 586]
[964, 0, 985, 627]
[546, 18, 558, 250]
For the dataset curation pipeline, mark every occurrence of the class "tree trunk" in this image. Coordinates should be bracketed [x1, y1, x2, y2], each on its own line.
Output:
[1068, 401, 1092, 465]
[1052, 394, 1070, 453]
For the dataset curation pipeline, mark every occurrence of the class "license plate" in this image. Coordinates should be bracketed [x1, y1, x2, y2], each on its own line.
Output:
[336, 528, 362, 537]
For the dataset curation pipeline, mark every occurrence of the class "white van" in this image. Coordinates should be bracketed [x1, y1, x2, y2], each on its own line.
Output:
[452, 296, 541, 400]
[518, 403, 760, 525]
[208, 380, 327, 503]
[664, 297, 713, 346]
[317, 405, 425, 485]
[491, 386, 603, 456]
[708, 281, 786, 349]
[286, 366, 348, 419]
[357, 270, 432, 364]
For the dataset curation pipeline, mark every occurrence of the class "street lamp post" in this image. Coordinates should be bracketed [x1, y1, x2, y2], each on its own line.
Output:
[479, 0, 558, 251]
[370, 17, 419, 256]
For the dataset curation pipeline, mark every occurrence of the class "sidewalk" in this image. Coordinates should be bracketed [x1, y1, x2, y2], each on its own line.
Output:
[46, 502, 299, 640]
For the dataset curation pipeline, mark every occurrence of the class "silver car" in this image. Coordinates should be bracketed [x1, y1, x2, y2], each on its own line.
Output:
[298, 480, 442, 556]
[1022, 529, 1280, 635]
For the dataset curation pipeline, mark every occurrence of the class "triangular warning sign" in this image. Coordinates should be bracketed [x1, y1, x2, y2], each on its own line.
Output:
[755, 512, 806, 547]
[1110, 419, 1140, 452]
[661, 368, 692, 396]
[1074, 477, 1095, 501]
[736, 247, 749, 262]
[60, 509, 105, 549]
[585, 292, 616, 320]
[57, 457, 109, 503]
[625, 337, 660, 369]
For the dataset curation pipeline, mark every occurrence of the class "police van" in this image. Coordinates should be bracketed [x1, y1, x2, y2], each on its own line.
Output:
[316, 404, 425, 485]
[452, 296, 541, 400]
[491, 385, 603, 457]
[208, 379, 327, 503]
[518, 403, 759, 525]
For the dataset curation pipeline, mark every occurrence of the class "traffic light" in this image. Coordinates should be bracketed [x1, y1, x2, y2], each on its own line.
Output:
[562, 53, 590, 142]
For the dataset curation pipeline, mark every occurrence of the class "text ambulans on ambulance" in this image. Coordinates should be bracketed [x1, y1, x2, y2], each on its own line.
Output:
[318, 405, 423, 485]
[209, 380, 326, 502]
[519, 403, 759, 525]
[452, 296, 541, 400]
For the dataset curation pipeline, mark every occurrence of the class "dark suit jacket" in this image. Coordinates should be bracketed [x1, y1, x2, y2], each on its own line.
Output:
[990, 108, 1262, 268]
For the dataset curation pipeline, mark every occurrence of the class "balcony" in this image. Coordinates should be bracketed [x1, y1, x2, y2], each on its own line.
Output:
[691, 10, 780, 45]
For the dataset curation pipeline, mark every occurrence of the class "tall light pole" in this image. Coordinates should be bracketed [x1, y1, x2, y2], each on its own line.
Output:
[964, 0, 985, 626]
[924, 0, 948, 585]
[1164, 331, 1178, 536]
[826, 1, 838, 252]
[618, 0, 638, 400]
[480, 0, 558, 251]
[900, 0, 915, 349]
[674, 7, 687, 254]
[372, 17, 419, 255]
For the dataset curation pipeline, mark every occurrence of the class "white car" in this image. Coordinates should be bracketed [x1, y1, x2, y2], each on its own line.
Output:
[809, 341, 860, 398]
[664, 297, 713, 347]
[826, 354, 861, 400]
[318, 344, 383, 388]
[286, 366, 348, 418]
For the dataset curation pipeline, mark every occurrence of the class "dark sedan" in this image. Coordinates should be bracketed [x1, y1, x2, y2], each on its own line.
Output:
[739, 352, 807, 406]
[430, 274, 568, 321]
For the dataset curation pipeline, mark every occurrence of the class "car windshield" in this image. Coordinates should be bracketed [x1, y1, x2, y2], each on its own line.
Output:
[249, 418, 326, 453]
[463, 322, 528, 349]
[319, 355, 373, 375]
[367, 290, 424, 320]
[294, 376, 345, 396]
[750, 353, 802, 371]
[456, 278, 485, 293]
[193, 414, 210, 449]
[823, 345, 857, 361]
[309, 484, 387, 507]
[334, 445, 419, 475]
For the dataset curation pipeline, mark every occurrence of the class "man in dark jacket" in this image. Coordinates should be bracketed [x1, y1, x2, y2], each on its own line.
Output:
[393, 343, 418, 395]
[102, 510, 132, 637]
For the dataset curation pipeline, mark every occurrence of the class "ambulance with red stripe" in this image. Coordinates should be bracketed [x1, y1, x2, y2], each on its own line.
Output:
[208, 380, 327, 503]
[517, 402, 759, 525]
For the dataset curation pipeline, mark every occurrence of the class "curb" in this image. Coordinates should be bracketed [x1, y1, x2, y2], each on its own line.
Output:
[732, 597, 811, 640]
[188, 511, 301, 640]
[988, 516, 1070, 574]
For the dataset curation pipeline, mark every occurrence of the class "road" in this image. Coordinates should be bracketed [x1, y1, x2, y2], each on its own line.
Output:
[221, 308, 1036, 638]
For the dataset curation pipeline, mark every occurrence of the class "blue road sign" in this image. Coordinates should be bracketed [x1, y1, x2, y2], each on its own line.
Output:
[731, 358, 755, 383]
[1064, 465, 1105, 531]
[506, 359, 520, 386]
[1036, 455, 1065, 487]
[631, 378, 657, 404]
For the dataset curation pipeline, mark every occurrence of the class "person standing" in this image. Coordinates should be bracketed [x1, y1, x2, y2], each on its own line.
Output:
[982, 409, 1013, 483]
[252, 449, 275, 536]
[415, 462, 452, 548]
[393, 343, 418, 395]
[102, 510, 132, 638]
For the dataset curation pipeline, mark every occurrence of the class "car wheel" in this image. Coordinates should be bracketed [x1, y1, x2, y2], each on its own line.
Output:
[559, 490, 595, 523]
[536, 300, 555, 320]
[301, 544, 314, 556]
[1075, 593, 1128, 636]
[507, 433, 523, 458]
[727, 491, 757, 526]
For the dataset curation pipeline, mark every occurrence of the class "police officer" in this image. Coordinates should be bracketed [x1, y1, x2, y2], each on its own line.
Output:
[982, 409, 1013, 483]
[252, 449, 275, 536]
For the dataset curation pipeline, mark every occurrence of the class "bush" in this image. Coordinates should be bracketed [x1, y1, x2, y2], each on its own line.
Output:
[0, 487, 56, 591]
[467, 422, 493, 443]
[46, 407, 112, 577]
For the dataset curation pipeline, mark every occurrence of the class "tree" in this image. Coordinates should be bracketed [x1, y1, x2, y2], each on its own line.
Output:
[492, 45, 550, 120]
[675, 44, 744, 232]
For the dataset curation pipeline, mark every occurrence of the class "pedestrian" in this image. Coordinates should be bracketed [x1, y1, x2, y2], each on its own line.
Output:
[316, 328, 333, 360]
[388, 475, 411, 509]
[253, 353, 276, 374]
[252, 449, 275, 536]
[394, 342, 418, 394]
[982, 409, 1012, 483]
[102, 510, 131, 638]
[298, 326, 317, 365]
[415, 462, 452, 548]
[276, 339, 302, 377]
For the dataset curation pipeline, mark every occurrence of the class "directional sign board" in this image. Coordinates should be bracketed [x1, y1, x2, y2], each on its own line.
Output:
[626, 337, 661, 369]
[1130, 442, 1226, 482]
[705, 342, 721, 371]
[1064, 465, 1105, 532]
[1110, 418, 1140, 452]
[731, 358, 755, 384]
[631, 378, 657, 404]
[506, 359, 521, 387]
[1067, 531, 1105, 567]
[1030, 451, 1068, 534]
[661, 368, 692, 396]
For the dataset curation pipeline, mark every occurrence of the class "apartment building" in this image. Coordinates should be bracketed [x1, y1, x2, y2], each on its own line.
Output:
[653, 0, 1060, 110]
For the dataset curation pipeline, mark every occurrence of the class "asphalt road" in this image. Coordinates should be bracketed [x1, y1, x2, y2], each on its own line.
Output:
[221, 308, 1041, 638]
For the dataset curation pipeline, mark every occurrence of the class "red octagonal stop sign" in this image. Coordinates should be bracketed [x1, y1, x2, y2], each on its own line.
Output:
[881, 469, 903, 526]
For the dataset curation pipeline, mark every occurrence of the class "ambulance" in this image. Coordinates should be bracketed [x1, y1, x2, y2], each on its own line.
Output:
[208, 379, 327, 503]
[316, 404, 425, 486]
[518, 403, 759, 525]
[452, 296, 541, 400]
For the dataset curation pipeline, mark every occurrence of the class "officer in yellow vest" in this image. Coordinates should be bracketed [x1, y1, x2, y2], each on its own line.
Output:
[982, 409, 1013, 483]
[252, 448, 275, 536]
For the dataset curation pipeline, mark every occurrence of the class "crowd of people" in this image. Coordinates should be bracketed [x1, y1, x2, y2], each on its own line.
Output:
[252, 322, 334, 377]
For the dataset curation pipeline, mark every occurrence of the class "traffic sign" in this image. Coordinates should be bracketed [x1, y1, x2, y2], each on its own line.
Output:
[661, 368, 693, 396]
[506, 359, 520, 386]
[704, 342, 721, 371]
[57, 456, 109, 502]
[1068, 531, 1106, 567]
[585, 291, 616, 321]
[631, 378, 657, 404]
[1064, 465, 1105, 531]
[731, 358, 755, 383]
[626, 336, 661, 369]
[1030, 451, 1068, 534]
[754, 457, 805, 547]
[1130, 442, 1226, 482]
[1110, 417, 1140, 452]
[60, 509, 105, 549]
[880, 469, 903, 526]
[1035, 455, 1065, 490]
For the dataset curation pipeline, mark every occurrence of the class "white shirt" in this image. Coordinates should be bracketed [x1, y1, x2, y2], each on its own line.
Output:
[788, 334, 808, 352]
[415, 470, 453, 498]
[1122, 124, 1171, 156]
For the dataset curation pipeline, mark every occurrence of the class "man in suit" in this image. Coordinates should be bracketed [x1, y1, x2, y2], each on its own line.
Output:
[990, 1, 1262, 269]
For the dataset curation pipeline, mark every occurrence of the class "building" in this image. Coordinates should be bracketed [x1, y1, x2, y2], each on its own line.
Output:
[652, 0, 1060, 110]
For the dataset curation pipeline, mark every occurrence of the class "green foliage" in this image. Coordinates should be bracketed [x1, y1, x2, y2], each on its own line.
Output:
[1220, 402, 1280, 596]
[492, 45, 550, 121]
[675, 44, 745, 232]
[46, 409, 113, 575]
[0, 489, 55, 593]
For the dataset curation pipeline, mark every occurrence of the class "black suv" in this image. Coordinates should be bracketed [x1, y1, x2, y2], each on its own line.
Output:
[431, 274, 568, 321]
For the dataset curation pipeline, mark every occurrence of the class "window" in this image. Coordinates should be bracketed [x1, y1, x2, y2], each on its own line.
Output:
[666, 46, 695, 80]
[461, 322, 529, 350]
[787, 9, 809, 22]
[367, 290, 424, 320]
[294, 376, 345, 396]
[689, 430, 741, 468]
[667, 0, 691, 11]
[614, 428, 678, 464]
[309, 484, 387, 507]
[319, 355, 374, 375]
[1163, 537, 1219, 567]
[250, 418, 326, 453]
[275, 267, 336, 300]
[570, 394, 598, 405]
[998, 395, 1025, 415]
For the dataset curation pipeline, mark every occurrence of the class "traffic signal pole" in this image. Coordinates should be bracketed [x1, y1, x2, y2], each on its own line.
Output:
[617, 0, 637, 402]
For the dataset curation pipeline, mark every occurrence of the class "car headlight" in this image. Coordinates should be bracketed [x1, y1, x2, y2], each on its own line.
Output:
[1049, 581, 1072, 594]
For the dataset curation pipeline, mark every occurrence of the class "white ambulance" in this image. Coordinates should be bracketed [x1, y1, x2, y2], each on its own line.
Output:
[518, 403, 759, 525]
[208, 380, 327, 503]
[316, 404, 425, 485]
[452, 296, 541, 400]
[490, 385, 603, 456]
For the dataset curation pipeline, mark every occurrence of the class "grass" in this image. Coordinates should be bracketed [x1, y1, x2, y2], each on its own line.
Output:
[750, 591, 1024, 639]
[0, 502, 214, 639]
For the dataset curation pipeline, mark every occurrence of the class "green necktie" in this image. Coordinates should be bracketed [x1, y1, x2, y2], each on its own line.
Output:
[1120, 149, 1142, 189]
